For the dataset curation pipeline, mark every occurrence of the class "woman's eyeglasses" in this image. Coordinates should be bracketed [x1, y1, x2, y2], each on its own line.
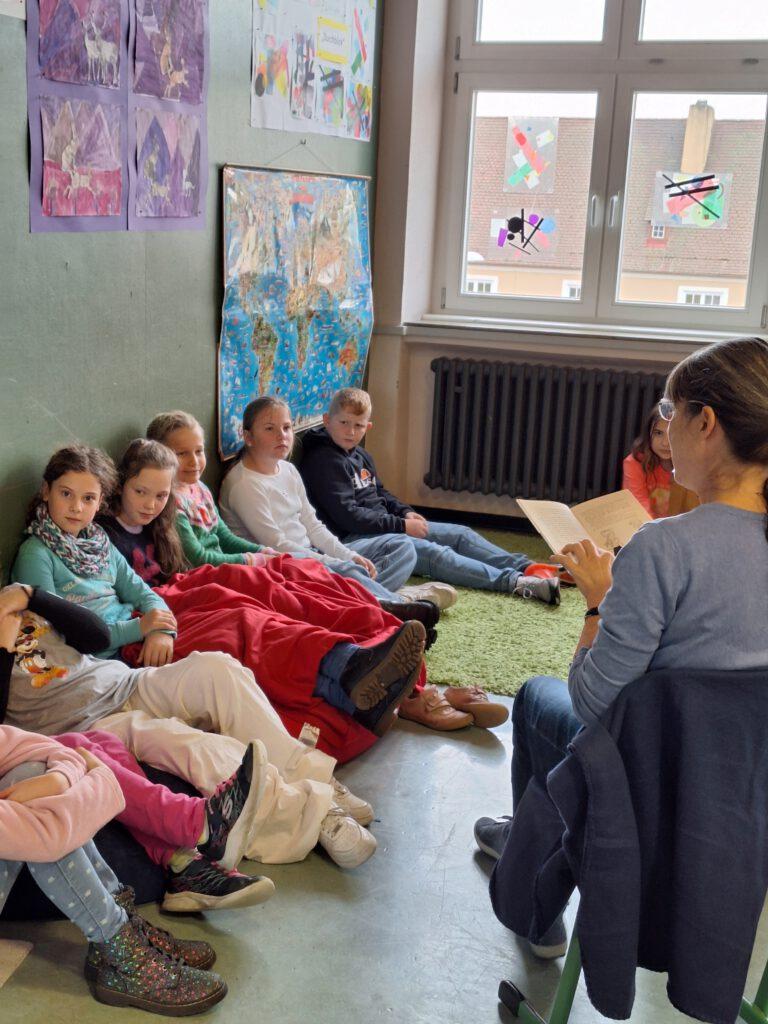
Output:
[658, 398, 704, 421]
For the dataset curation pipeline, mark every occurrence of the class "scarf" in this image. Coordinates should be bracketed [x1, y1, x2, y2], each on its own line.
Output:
[175, 482, 219, 534]
[27, 506, 112, 578]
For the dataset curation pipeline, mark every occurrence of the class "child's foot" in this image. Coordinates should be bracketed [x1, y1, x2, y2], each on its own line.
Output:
[318, 806, 377, 869]
[398, 685, 473, 731]
[473, 815, 512, 859]
[162, 855, 276, 913]
[397, 581, 457, 611]
[332, 776, 374, 825]
[341, 621, 426, 735]
[85, 885, 215, 979]
[199, 740, 265, 870]
[89, 920, 227, 1015]
[443, 686, 509, 728]
[379, 598, 440, 631]
[513, 575, 561, 606]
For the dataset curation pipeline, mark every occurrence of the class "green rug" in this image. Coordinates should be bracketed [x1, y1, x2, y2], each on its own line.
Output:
[423, 530, 583, 698]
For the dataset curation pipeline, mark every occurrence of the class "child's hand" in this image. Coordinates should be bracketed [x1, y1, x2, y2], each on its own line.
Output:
[0, 611, 22, 653]
[0, 584, 32, 620]
[260, 547, 281, 557]
[0, 771, 70, 803]
[552, 540, 615, 608]
[404, 517, 429, 539]
[75, 747, 106, 773]
[139, 608, 177, 636]
[352, 554, 378, 579]
[138, 632, 174, 667]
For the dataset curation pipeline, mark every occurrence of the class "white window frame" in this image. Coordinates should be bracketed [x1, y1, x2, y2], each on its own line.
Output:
[596, 72, 768, 331]
[677, 286, 729, 306]
[435, 70, 616, 322]
[434, 1, 768, 333]
[650, 223, 665, 239]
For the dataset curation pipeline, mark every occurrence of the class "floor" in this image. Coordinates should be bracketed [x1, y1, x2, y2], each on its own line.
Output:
[4, 704, 768, 1024]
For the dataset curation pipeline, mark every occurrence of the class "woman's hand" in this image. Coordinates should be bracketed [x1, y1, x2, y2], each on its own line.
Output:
[0, 611, 22, 653]
[0, 584, 31, 620]
[0, 771, 70, 803]
[137, 632, 174, 667]
[139, 608, 177, 636]
[352, 554, 377, 579]
[551, 540, 615, 608]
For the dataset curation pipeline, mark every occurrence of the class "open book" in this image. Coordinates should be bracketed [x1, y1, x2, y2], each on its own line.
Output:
[517, 490, 652, 554]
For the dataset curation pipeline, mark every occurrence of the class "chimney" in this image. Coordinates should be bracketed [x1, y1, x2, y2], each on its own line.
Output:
[680, 100, 714, 174]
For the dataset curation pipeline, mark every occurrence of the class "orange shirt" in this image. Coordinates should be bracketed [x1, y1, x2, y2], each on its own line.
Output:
[622, 453, 673, 519]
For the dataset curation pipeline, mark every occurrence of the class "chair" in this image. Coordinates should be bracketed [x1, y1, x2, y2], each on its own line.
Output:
[497, 938, 768, 1024]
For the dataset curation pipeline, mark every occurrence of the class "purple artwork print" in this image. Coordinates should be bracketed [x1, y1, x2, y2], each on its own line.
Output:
[39, 0, 120, 88]
[134, 0, 205, 104]
[135, 108, 201, 218]
[40, 95, 122, 216]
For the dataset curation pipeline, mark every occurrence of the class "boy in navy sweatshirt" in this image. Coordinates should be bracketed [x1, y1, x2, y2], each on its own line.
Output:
[299, 388, 559, 606]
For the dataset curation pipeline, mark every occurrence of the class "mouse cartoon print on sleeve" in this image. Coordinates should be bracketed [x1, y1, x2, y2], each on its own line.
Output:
[14, 613, 69, 689]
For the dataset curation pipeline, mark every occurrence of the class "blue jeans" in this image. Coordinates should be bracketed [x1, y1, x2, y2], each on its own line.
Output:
[347, 522, 531, 593]
[314, 642, 358, 716]
[511, 676, 582, 809]
[333, 535, 417, 592]
[0, 762, 126, 943]
[314, 556, 406, 603]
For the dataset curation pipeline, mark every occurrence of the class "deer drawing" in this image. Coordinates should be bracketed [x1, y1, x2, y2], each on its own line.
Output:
[61, 131, 93, 204]
[83, 14, 118, 87]
[164, 58, 188, 99]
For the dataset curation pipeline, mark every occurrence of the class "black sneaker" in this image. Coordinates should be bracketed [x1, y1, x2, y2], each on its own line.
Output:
[199, 741, 262, 871]
[379, 599, 440, 631]
[341, 621, 426, 736]
[162, 856, 276, 913]
[473, 815, 512, 860]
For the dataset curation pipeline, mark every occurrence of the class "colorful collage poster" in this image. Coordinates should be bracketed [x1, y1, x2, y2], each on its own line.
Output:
[218, 166, 373, 458]
[26, 0, 209, 232]
[251, 0, 376, 142]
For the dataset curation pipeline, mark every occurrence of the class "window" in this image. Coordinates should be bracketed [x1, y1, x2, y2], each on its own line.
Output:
[678, 287, 729, 306]
[466, 275, 498, 294]
[562, 281, 582, 300]
[437, 0, 768, 333]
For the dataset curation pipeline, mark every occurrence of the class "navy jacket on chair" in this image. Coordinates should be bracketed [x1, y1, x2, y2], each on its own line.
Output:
[490, 669, 768, 1023]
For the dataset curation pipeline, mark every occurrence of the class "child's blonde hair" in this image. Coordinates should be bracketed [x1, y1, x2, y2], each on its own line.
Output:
[146, 410, 203, 445]
[329, 388, 371, 418]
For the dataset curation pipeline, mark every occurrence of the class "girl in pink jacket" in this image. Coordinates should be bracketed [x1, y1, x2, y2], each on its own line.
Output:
[0, 726, 226, 1015]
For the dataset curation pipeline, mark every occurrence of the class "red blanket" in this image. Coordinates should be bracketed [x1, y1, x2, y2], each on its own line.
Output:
[126, 557, 425, 763]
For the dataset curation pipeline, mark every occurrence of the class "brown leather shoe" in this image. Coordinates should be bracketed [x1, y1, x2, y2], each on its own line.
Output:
[443, 686, 509, 729]
[397, 686, 473, 731]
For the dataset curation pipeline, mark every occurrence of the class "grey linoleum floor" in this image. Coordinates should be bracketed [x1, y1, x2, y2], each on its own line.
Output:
[4, 699, 768, 1024]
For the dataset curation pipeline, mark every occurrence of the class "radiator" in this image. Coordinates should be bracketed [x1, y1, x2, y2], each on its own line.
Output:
[424, 358, 668, 503]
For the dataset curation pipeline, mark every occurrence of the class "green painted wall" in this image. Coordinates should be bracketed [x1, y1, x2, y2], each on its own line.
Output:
[0, 3, 380, 578]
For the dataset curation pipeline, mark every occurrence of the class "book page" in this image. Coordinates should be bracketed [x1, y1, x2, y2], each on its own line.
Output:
[572, 490, 652, 549]
[516, 498, 594, 552]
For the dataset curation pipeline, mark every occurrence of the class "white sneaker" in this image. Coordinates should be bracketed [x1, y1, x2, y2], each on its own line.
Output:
[332, 777, 374, 826]
[318, 806, 377, 869]
[397, 581, 458, 611]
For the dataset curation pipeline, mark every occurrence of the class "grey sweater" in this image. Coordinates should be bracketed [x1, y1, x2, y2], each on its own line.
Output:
[569, 503, 768, 724]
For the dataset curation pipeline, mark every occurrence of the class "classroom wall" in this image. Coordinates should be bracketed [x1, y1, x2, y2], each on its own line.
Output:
[0, 3, 381, 577]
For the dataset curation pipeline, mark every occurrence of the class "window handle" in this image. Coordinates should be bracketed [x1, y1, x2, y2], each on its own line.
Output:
[589, 194, 601, 228]
[608, 192, 621, 228]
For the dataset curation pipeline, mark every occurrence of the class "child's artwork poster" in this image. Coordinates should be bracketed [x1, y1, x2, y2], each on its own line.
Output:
[504, 117, 558, 194]
[251, 0, 376, 143]
[651, 170, 732, 229]
[26, 0, 209, 232]
[218, 166, 373, 458]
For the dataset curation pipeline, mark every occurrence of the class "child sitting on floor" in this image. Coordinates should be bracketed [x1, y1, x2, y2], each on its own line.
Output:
[0, 723, 226, 1015]
[622, 402, 698, 519]
[298, 387, 559, 607]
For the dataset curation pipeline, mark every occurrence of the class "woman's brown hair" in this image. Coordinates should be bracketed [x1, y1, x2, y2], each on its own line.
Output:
[112, 438, 188, 577]
[666, 335, 768, 540]
[26, 444, 118, 525]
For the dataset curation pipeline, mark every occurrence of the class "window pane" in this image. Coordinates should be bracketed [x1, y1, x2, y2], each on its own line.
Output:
[477, 0, 605, 43]
[616, 92, 768, 311]
[464, 92, 598, 302]
[640, 0, 768, 41]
